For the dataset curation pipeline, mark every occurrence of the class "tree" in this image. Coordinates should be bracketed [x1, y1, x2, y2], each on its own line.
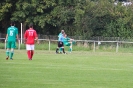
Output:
[10, 0, 57, 34]
[0, 0, 15, 33]
[1, 0, 133, 39]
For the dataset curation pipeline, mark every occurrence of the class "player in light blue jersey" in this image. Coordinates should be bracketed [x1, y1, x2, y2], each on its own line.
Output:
[5, 21, 19, 60]
[56, 30, 66, 54]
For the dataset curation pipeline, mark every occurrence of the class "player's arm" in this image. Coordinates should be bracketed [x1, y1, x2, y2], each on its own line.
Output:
[34, 31, 39, 44]
[24, 37, 26, 44]
[5, 34, 8, 42]
[5, 28, 8, 41]
[35, 36, 39, 44]
[67, 37, 73, 42]
[16, 34, 19, 43]
[16, 28, 19, 43]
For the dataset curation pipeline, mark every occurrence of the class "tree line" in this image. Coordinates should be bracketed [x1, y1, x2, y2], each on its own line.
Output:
[0, 0, 133, 39]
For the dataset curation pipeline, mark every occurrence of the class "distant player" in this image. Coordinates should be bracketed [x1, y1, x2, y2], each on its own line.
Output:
[63, 33, 75, 53]
[5, 21, 19, 60]
[24, 23, 39, 60]
[58, 30, 64, 53]
[56, 31, 66, 54]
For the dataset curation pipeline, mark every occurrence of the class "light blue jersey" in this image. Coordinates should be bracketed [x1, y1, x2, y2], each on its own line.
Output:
[58, 33, 62, 41]
[58, 34, 64, 42]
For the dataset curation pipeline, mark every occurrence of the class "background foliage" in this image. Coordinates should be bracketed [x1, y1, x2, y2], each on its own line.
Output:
[0, 0, 133, 39]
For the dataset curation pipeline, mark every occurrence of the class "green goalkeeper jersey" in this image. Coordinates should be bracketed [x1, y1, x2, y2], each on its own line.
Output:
[63, 37, 70, 44]
[7, 26, 18, 42]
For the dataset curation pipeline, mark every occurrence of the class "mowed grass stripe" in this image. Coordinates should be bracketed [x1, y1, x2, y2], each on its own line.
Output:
[0, 49, 133, 88]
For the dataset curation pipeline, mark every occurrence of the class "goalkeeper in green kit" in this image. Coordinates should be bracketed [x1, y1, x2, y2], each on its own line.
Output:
[63, 33, 75, 53]
[5, 21, 19, 60]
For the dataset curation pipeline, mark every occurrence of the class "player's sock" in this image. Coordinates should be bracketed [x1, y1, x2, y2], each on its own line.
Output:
[59, 48, 62, 53]
[62, 48, 66, 54]
[31, 51, 34, 60]
[10, 49, 14, 60]
[10, 52, 14, 59]
[56, 48, 59, 53]
[6, 50, 9, 57]
[69, 48, 72, 52]
[6, 50, 9, 60]
[27, 50, 31, 59]
[71, 48, 72, 52]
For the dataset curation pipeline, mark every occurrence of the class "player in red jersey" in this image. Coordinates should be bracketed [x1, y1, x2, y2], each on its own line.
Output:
[24, 23, 39, 60]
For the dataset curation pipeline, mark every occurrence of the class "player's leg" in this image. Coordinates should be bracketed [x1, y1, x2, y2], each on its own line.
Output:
[56, 47, 59, 54]
[61, 42, 67, 54]
[26, 44, 32, 60]
[69, 39, 76, 53]
[9, 41, 16, 60]
[56, 45, 59, 54]
[6, 48, 10, 60]
[6, 41, 11, 60]
[62, 47, 65, 54]
[31, 50, 34, 60]
[59, 47, 62, 53]
[62, 47, 67, 54]
[69, 43, 72, 53]
[56, 42, 60, 54]
[10, 48, 14, 60]
[69, 42, 73, 53]
[65, 42, 72, 53]
[30, 45, 34, 60]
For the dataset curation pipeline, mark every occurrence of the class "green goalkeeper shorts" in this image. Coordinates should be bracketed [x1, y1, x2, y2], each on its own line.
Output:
[7, 41, 16, 49]
[64, 43, 71, 46]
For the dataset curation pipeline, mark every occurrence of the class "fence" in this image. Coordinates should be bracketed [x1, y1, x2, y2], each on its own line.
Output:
[1, 38, 133, 53]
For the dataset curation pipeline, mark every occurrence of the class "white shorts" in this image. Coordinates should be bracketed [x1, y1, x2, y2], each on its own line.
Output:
[26, 44, 35, 50]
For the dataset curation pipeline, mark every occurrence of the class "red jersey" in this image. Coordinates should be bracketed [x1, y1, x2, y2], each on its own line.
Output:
[24, 28, 38, 44]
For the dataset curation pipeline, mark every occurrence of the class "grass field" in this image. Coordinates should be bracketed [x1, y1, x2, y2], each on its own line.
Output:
[0, 49, 133, 88]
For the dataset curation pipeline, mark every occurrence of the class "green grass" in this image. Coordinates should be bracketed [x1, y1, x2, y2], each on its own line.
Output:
[0, 49, 133, 88]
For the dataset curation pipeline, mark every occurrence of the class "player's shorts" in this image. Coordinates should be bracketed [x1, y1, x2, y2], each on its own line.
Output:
[64, 42, 71, 46]
[6, 41, 16, 49]
[58, 41, 64, 47]
[26, 44, 34, 50]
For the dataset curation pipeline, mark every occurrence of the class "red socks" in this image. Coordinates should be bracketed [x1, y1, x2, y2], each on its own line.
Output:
[27, 50, 31, 59]
[31, 50, 34, 59]
[27, 50, 34, 60]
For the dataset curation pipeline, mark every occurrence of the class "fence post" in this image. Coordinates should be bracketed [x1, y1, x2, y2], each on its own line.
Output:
[21, 23, 23, 44]
[18, 40, 20, 50]
[49, 40, 50, 51]
[116, 42, 119, 53]
[93, 41, 95, 52]
[5, 40, 6, 50]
